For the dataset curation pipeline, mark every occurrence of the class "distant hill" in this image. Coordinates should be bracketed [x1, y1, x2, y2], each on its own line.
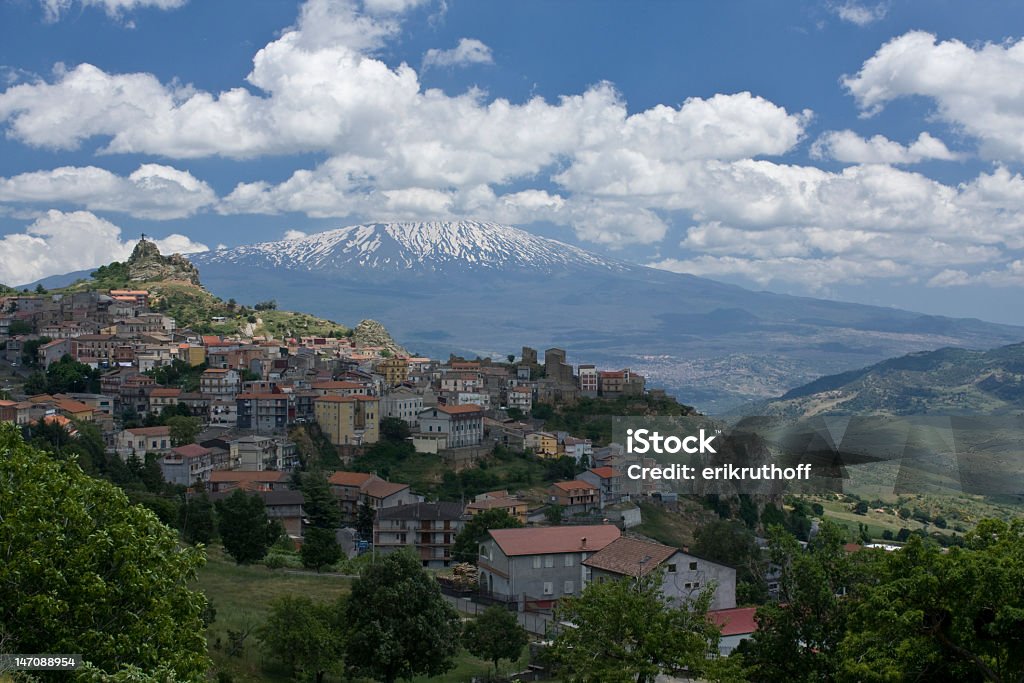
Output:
[34, 240, 405, 353]
[738, 342, 1024, 418]
[190, 220, 1024, 412]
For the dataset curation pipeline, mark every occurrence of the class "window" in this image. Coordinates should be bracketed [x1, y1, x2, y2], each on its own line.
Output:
[533, 556, 542, 569]
[544, 556, 554, 568]
[667, 563, 677, 573]
[564, 580, 574, 594]
[543, 582, 553, 595]
[689, 561, 698, 570]
[564, 555, 573, 567]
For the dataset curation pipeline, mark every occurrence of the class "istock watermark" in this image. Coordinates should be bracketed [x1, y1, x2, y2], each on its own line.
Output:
[610, 415, 1024, 496]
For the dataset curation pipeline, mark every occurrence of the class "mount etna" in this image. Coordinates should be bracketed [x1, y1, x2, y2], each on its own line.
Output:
[182, 221, 1023, 413]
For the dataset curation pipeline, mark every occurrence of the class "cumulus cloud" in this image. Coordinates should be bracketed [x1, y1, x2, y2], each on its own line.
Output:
[0, 210, 207, 285]
[423, 38, 494, 69]
[283, 230, 308, 240]
[831, 1, 888, 26]
[843, 31, 1024, 161]
[39, 0, 187, 22]
[0, 163, 215, 219]
[811, 130, 959, 164]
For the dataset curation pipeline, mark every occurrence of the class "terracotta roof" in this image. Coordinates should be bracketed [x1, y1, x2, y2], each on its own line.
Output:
[202, 368, 230, 375]
[125, 426, 171, 436]
[488, 525, 620, 556]
[171, 444, 211, 459]
[551, 480, 598, 492]
[433, 404, 483, 415]
[588, 467, 623, 479]
[362, 479, 409, 499]
[708, 607, 759, 636]
[467, 497, 525, 512]
[328, 471, 377, 487]
[582, 537, 679, 577]
[54, 399, 92, 414]
[315, 394, 377, 403]
[0, 400, 16, 408]
[150, 388, 182, 397]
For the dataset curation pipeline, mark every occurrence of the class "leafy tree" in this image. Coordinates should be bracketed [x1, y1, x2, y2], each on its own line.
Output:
[166, 415, 200, 447]
[550, 574, 730, 683]
[463, 605, 528, 676]
[345, 550, 461, 683]
[299, 470, 341, 529]
[0, 424, 210, 679]
[838, 520, 1024, 682]
[380, 416, 411, 442]
[259, 595, 346, 683]
[216, 489, 280, 564]
[506, 407, 524, 421]
[744, 521, 861, 682]
[693, 519, 766, 603]
[452, 508, 523, 563]
[7, 320, 31, 335]
[20, 336, 52, 367]
[545, 503, 564, 525]
[506, 354, 516, 364]
[35, 283, 47, 294]
[531, 402, 555, 420]
[301, 526, 342, 572]
[853, 500, 869, 515]
[179, 492, 216, 545]
[355, 499, 376, 541]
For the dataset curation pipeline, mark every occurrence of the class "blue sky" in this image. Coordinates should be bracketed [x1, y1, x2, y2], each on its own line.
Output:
[2, 0, 1024, 324]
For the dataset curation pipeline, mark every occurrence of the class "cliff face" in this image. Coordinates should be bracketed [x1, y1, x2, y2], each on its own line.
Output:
[353, 319, 408, 355]
[127, 239, 201, 285]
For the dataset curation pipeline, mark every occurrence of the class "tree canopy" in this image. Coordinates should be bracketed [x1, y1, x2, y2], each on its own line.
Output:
[463, 605, 528, 676]
[452, 508, 523, 563]
[0, 423, 210, 679]
[215, 489, 280, 564]
[345, 550, 461, 683]
[258, 595, 346, 683]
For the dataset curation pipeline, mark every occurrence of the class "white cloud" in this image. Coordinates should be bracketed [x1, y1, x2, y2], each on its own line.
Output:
[39, 0, 187, 22]
[0, 210, 207, 284]
[361, 0, 429, 14]
[843, 31, 1024, 161]
[423, 38, 494, 69]
[283, 230, 308, 241]
[811, 130, 959, 164]
[831, 1, 888, 26]
[0, 163, 215, 219]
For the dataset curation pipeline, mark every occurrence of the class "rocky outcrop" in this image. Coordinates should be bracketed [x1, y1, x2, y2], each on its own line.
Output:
[127, 239, 201, 285]
[353, 319, 407, 355]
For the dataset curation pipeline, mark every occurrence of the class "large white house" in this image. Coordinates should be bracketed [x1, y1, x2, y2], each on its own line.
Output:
[417, 404, 484, 448]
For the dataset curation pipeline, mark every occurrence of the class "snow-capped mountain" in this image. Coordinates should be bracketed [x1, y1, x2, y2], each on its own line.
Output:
[194, 221, 628, 274]
[189, 221, 1024, 413]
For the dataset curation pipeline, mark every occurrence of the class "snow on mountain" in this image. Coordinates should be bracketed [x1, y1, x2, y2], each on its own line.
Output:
[193, 221, 629, 274]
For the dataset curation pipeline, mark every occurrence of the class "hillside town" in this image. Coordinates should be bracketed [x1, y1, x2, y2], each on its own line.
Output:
[0, 249, 760, 669]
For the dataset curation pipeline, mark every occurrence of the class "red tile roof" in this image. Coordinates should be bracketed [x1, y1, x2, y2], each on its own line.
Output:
[582, 537, 678, 577]
[125, 426, 171, 436]
[588, 467, 623, 479]
[708, 607, 759, 636]
[551, 480, 598, 492]
[171, 444, 211, 459]
[489, 525, 620, 556]
[362, 479, 409, 499]
[315, 394, 377, 403]
[328, 471, 377, 487]
[434, 404, 483, 415]
[150, 388, 182, 397]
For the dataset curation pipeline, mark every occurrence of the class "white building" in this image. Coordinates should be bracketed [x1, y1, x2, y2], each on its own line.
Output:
[380, 389, 424, 426]
[418, 404, 484, 448]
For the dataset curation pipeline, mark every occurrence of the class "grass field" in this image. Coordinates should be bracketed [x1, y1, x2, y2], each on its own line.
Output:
[195, 547, 529, 682]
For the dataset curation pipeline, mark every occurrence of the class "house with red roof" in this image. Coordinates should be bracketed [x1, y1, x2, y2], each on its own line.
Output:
[548, 479, 599, 513]
[708, 606, 758, 654]
[578, 466, 625, 508]
[478, 524, 621, 608]
[418, 404, 484, 448]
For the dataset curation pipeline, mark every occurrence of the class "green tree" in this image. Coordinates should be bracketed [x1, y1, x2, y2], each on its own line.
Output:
[258, 595, 346, 683]
[544, 504, 564, 525]
[166, 415, 200, 447]
[216, 489, 280, 564]
[301, 526, 342, 572]
[299, 470, 341, 529]
[7, 320, 31, 335]
[838, 520, 1024, 682]
[463, 605, 528, 676]
[452, 508, 523, 563]
[380, 417, 411, 442]
[0, 424, 210, 679]
[693, 519, 766, 604]
[744, 521, 860, 682]
[550, 574, 729, 683]
[179, 492, 216, 545]
[345, 550, 461, 683]
[20, 336, 52, 368]
[355, 499, 376, 540]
